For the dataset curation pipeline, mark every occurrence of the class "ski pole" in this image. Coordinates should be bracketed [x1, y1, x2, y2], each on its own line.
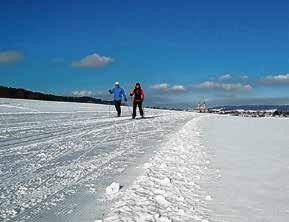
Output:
[126, 103, 130, 115]
[126, 101, 132, 113]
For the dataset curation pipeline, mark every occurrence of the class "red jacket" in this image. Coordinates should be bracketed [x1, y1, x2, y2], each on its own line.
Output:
[130, 88, 144, 102]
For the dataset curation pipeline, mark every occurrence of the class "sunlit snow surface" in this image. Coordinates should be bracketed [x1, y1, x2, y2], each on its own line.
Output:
[0, 99, 210, 221]
[1, 99, 289, 222]
[201, 115, 289, 222]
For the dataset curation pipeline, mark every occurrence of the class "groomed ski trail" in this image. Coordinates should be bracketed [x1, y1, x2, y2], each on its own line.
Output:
[0, 99, 207, 222]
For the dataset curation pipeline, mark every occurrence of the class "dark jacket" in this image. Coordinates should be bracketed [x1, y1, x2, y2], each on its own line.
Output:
[130, 87, 144, 102]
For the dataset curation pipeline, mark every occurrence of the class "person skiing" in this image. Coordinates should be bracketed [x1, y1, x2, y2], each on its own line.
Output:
[109, 81, 127, 117]
[130, 82, 144, 119]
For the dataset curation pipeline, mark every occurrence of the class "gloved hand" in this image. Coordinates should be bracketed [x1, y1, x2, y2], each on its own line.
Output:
[108, 89, 112, 94]
[124, 98, 127, 102]
[129, 93, 133, 96]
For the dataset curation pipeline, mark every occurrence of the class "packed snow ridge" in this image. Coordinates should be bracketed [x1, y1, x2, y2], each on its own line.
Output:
[104, 117, 211, 221]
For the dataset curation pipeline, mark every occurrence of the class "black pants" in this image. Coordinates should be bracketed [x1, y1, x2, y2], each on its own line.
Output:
[114, 100, 122, 117]
[132, 101, 144, 118]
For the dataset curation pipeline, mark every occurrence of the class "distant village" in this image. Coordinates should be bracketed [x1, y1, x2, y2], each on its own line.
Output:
[194, 101, 289, 118]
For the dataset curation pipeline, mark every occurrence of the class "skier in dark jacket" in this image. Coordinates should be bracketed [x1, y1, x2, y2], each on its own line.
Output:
[109, 81, 127, 117]
[130, 82, 144, 119]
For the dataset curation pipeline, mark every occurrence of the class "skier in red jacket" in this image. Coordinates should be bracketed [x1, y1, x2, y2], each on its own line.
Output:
[130, 82, 144, 119]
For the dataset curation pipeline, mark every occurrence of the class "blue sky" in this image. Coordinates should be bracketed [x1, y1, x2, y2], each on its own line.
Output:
[0, 0, 288, 106]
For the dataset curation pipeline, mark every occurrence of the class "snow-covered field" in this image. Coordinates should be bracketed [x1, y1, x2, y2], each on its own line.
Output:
[1, 99, 289, 222]
[201, 115, 289, 222]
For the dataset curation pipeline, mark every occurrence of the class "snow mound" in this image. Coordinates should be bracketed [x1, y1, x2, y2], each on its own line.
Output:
[143, 162, 152, 169]
[105, 182, 121, 196]
[154, 195, 171, 208]
[205, 195, 213, 201]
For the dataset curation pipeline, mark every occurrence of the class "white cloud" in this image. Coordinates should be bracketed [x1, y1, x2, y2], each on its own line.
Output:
[218, 74, 232, 81]
[0, 50, 24, 64]
[72, 53, 114, 69]
[259, 73, 289, 85]
[94, 90, 111, 100]
[193, 81, 253, 92]
[71, 90, 112, 100]
[171, 85, 187, 92]
[72, 90, 93, 97]
[150, 83, 187, 93]
[240, 75, 249, 80]
[150, 83, 170, 92]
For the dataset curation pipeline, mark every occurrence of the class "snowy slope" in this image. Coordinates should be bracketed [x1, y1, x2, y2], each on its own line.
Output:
[0, 99, 206, 222]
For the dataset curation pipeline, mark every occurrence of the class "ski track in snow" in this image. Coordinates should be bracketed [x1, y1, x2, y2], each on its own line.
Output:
[0, 99, 211, 222]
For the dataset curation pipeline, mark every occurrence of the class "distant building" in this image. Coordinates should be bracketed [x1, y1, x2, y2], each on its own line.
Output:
[195, 101, 208, 113]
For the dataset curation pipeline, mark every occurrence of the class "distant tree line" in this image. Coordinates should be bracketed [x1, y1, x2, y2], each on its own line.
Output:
[0, 86, 114, 105]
